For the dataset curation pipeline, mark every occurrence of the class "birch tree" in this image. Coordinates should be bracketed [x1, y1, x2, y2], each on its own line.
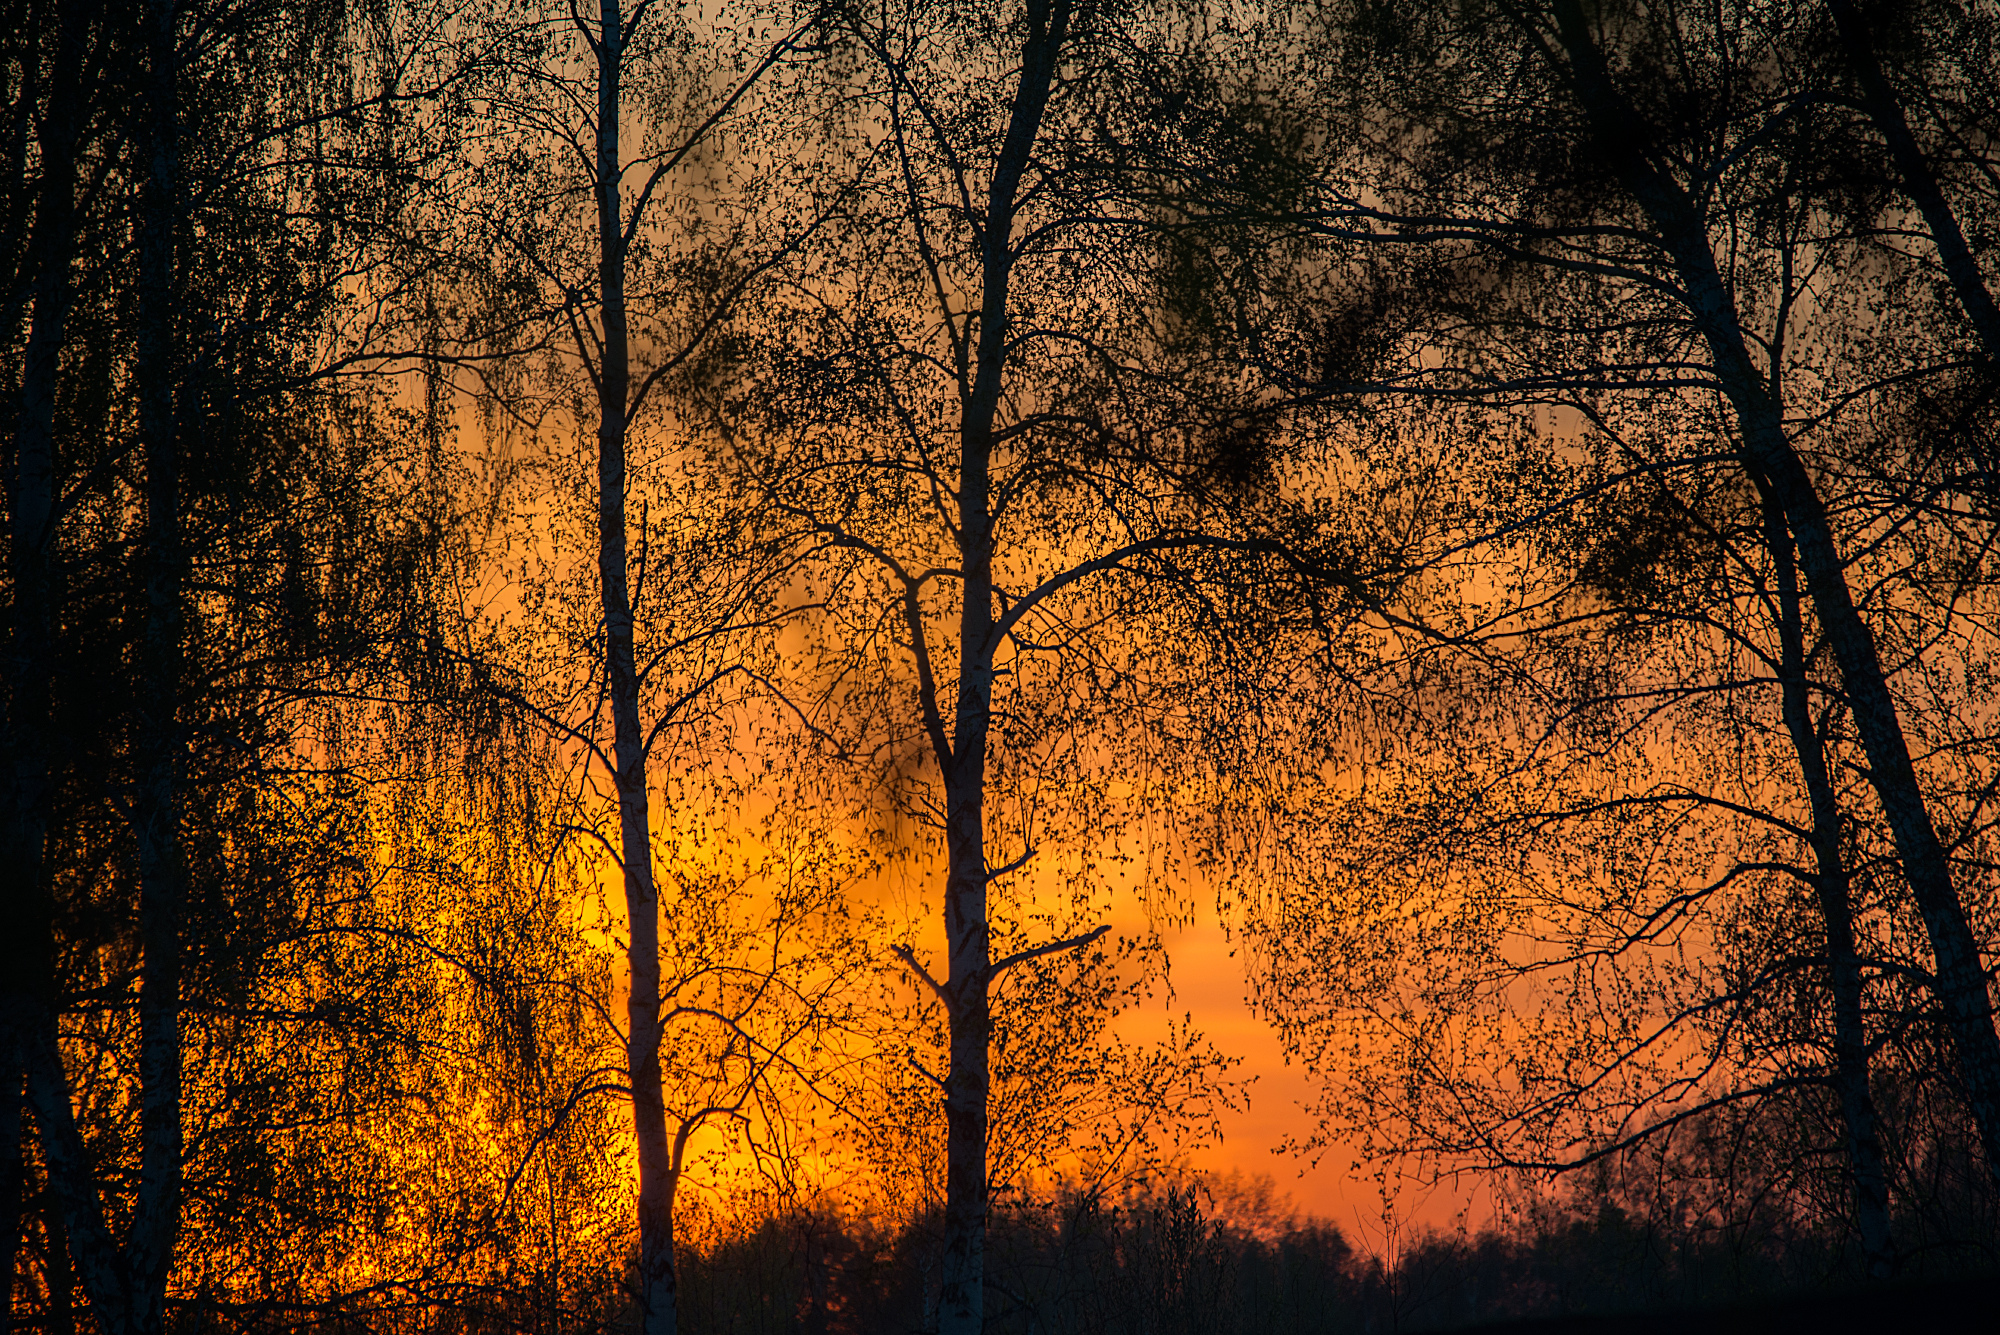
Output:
[1, 0, 481, 1325]
[1224, 0, 2000, 1262]
[730, 2, 1375, 1327]
[1536, 6, 2000, 1173]
[1, 0, 120, 1317]
[446, 4, 872, 1328]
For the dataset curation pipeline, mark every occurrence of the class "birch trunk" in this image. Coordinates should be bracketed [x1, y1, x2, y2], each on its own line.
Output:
[1550, 0, 2000, 1186]
[125, 0, 186, 1321]
[2, 0, 82, 1107]
[1827, 0, 2000, 509]
[1826, 0, 2000, 361]
[6, 0, 133, 1322]
[589, 5, 678, 1329]
[935, 6, 1070, 1330]
[1759, 485, 1894, 1277]
[27, 3, 186, 1329]
[0, 1064, 17, 1335]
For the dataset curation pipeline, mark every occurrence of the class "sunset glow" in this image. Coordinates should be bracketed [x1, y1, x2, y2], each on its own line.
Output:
[9, 0, 2000, 1331]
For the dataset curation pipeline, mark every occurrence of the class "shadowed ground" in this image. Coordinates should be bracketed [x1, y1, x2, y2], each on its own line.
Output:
[1454, 1277, 1997, 1334]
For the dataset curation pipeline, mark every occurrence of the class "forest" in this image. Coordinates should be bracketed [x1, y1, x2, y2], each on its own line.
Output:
[4, 0, 2000, 1331]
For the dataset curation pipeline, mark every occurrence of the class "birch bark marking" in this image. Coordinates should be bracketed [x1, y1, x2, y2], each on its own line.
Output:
[588, 4, 678, 1330]
[936, 4, 1072, 1331]
[1549, 0, 2000, 1185]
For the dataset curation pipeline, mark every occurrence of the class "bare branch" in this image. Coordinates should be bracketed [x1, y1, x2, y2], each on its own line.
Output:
[889, 943, 949, 1004]
[991, 924, 1110, 978]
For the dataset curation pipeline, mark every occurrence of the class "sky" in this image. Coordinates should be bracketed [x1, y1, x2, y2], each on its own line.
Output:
[1126, 909, 1492, 1237]
[1143, 909, 1351, 1212]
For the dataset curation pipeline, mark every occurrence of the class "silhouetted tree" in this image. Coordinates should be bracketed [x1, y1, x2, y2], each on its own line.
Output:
[727, 2, 1389, 1327]
[436, 4, 868, 1328]
[1218, 0, 2000, 1275]
[2, 0, 494, 1326]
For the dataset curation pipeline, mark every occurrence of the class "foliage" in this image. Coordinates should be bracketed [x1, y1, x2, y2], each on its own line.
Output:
[9, 0, 2000, 1327]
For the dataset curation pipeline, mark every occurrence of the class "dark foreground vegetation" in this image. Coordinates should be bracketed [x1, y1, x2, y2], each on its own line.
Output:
[677, 1168, 2000, 1335]
[22, 1110, 1997, 1334]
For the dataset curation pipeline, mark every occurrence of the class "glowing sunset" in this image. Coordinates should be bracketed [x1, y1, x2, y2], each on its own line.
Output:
[5, 0, 1999, 1331]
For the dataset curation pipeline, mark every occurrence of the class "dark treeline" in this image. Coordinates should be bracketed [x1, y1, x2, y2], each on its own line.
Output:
[440, 1122, 2000, 1335]
[5, 0, 2000, 1331]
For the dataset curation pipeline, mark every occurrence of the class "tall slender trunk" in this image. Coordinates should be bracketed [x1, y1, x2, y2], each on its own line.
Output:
[590, 6, 677, 1331]
[0, 108, 65, 1335]
[7, 0, 128, 1320]
[935, 6, 1069, 1331]
[937, 578, 992, 1335]
[24, 3, 184, 1330]
[1551, 0, 2000, 1185]
[0, 1060, 22, 1335]
[1826, 0, 2000, 509]
[2, 0, 81, 1103]
[125, 0, 185, 1323]
[1757, 483, 1894, 1278]
[40, 1169, 79, 1335]
[937, 210, 1001, 1335]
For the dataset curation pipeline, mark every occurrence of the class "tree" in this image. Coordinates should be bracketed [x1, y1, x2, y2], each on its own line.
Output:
[1541, 0, 2000, 1176]
[439, 3, 866, 1327]
[725, 1, 1373, 1326]
[2, 2, 121, 1321]
[1826, 0, 2000, 389]
[1216, 0, 2000, 1263]
[1, 0, 495, 1326]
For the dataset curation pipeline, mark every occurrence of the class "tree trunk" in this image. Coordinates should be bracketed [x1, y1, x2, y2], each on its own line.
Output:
[1550, 0, 2000, 1186]
[21, 3, 186, 1330]
[1758, 483, 1894, 1278]
[1827, 0, 2000, 509]
[41, 1168, 79, 1335]
[125, 0, 186, 1323]
[0, 1058, 22, 1335]
[1826, 0, 2000, 362]
[6, 1, 131, 1323]
[2, 0, 83, 1149]
[590, 5, 677, 1331]
[935, 6, 1070, 1331]
[937, 751, 991, 1335]
[23, 1026, 125, 1329]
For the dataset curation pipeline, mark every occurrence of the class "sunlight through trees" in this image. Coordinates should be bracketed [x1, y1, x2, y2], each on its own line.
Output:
[4, 1, 2000, 1331]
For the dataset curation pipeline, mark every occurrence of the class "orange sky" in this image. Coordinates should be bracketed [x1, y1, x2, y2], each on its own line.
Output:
[1139, 909, 1351, 1208]
[1120, 907, 1490, 1235]
[468, 402, 1487, 1242]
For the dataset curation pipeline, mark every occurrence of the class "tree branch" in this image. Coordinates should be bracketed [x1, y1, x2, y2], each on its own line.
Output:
[991, 923, 1109, 977]
[890, 943, 949, 1004]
